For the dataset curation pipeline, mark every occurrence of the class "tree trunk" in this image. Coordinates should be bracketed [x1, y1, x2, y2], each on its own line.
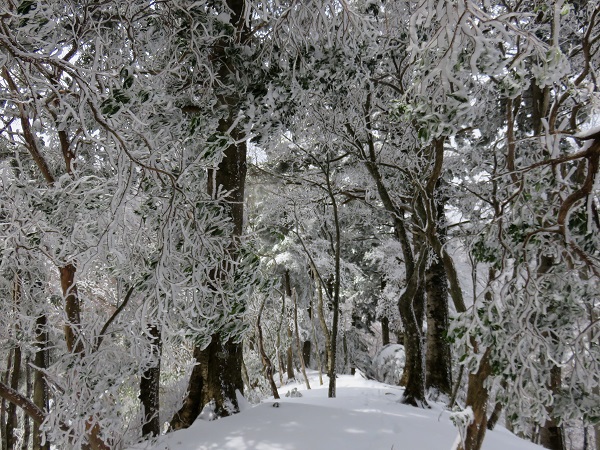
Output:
[486, 401, 503, 431]
[398, 288, 426, 406]
[293, 289, 311, 390]
[22, 360, 31, 450]
[283, 271, 295, 381]
[361, 138, 428, 406]
[171, 332, 243, 429]
[174, 0, 248, 428]
[381, 316, 390, 346]
[1, 350, 12, 450]
[140, 324, 162, 438]
[60, 264, 83, 354]
[6, 349, 21, 450]
[314, 269, 332, 374]
[457, 347, 492, 450]
[309, 295, 324, 386]
[302, 341, 311, 369]
[539, 365, 565, 450]
[256, 297, 280, 399]
[397, 252, 427, 406]
[537, 254, 565, 450]
[595, 386, 600, 450]
[425, 250, 452, 397]
[326, 157, 342, 399]
[7, 274, 23, 450]
[32, 315, 49, 450]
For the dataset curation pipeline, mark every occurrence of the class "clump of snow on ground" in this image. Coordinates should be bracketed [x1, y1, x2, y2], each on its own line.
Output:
[371, 343, 405, 385]
[138, 371, 543, 450]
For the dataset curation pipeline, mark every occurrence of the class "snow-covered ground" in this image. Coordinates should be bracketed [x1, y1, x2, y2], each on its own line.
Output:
[141, 372, 543, 450]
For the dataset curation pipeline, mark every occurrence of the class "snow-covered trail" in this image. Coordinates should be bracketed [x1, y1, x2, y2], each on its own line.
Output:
[141, 373, 543, 450]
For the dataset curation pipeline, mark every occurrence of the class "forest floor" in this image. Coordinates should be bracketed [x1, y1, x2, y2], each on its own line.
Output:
[139, 371, 543, 450]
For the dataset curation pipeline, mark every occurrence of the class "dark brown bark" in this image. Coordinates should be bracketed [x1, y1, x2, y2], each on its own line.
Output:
[458, 348, 492, 450]
[0, 382, 45, 428]
[486, 400, 503, 431]
[170, 344, 204, 430]
[171, 333, 243, 431]
[60, 264, 83, 354]
[140, 324, 162, 438]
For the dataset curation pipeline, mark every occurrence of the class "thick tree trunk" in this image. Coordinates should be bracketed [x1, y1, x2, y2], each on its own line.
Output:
[398, 290, 426, 406]
[171, 333, 243, 429]
[360, 134, 428, 406]
[397, 252, 427, 406]
[140, 324, 162, 438]
[425, 183, 452, 397]
[457, 347, 492, 450]
[174, 0, 248, 428]
[425, 252, 452, 397]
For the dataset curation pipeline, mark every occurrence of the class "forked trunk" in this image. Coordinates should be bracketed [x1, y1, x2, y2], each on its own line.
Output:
[170, 334, 244, 429]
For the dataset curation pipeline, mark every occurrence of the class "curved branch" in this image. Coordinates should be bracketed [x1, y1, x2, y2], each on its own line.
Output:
[94, 284, 136, 352]
[0, 380, 46, 425]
